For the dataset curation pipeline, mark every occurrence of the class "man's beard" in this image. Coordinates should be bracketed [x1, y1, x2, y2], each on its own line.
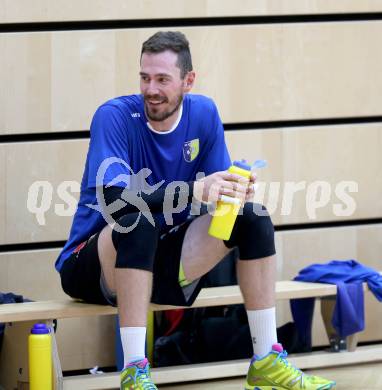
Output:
[144, 94, 183, 122]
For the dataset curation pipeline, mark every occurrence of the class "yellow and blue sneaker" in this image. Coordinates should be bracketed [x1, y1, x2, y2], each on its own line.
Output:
[245, 343, 336, 389]
[120, 358, 157, 390]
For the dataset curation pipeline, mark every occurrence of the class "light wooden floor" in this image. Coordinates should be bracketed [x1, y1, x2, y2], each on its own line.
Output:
[159, 362, 382, 389]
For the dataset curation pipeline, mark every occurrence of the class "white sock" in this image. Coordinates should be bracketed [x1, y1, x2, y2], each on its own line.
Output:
[246, 307, 278, 358]
[120, 327, 146, 367]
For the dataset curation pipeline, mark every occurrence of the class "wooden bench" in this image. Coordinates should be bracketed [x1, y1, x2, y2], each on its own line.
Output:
[1, 280, 381, 389]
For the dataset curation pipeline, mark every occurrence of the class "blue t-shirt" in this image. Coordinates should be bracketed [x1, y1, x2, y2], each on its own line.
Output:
[55, 94, 231, 271]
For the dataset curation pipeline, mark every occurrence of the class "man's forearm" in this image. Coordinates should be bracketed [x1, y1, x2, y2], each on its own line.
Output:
[99, 183, 194, 220]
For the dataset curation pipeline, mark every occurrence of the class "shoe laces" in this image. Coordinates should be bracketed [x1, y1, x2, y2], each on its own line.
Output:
[272, 349, 305, 388]
[135, 366, 157, 390]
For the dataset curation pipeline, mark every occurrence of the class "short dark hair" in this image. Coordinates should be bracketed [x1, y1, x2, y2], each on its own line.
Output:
[141, 31, 193, 78]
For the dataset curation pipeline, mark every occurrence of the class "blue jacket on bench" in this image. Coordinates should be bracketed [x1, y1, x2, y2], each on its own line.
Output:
[290, 260, 382, 350]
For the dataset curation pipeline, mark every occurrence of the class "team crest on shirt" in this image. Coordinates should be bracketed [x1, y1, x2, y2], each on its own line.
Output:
[183, 138, 199, 162]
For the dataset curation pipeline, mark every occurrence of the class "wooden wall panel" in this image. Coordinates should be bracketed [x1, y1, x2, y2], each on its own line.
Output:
[1, 139, 87, 245]
[280, 123, 382, 224]
[1, 123, 381, 244]
[0, 34, 52, 135]
[0, 248, 63, 300]
[227, 123, 382, 225]
[58, 316, 115, 371]
[0, 146, 5, 244]
[2, 0, 382, 23]
[0, 249, 116, 370]
[2, 22, 382, 134]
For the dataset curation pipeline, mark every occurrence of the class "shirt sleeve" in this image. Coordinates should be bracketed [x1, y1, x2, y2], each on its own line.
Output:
[87, 104, 131, 189]
[100, 182, 194, 220]
[197, 101, 231, 176]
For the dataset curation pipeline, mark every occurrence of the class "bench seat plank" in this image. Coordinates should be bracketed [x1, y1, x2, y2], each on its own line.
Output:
[0, 281, 370, 323]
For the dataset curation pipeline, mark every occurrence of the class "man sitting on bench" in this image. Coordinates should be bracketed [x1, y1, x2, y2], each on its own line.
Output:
[55, 31, 335, 390]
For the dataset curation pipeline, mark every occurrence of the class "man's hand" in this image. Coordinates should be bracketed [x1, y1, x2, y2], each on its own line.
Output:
[194, 170, 256, 205]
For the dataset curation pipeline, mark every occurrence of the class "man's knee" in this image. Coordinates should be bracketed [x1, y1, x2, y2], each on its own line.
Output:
[240, 203, 274, 242]
[224, 202, 276, 260]
[112, 213, 160, 271]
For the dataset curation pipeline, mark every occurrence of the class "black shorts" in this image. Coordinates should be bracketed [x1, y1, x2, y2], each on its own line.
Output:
[59, 218, 205, 307]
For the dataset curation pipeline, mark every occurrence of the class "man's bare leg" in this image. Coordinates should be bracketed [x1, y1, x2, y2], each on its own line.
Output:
[97, 224, 152, 366]
[97, 224, 152, 326]
[237, 255, 276, 310]
[180, 214, 231, 281]
[181, 213, 277, 357]
[181, 214, 276, 309]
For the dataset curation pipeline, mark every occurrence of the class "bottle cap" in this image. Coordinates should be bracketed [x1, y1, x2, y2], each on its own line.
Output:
[233, 159, 251, 171]
[253, 159, 267, 169]
[31, 323, 50, 334]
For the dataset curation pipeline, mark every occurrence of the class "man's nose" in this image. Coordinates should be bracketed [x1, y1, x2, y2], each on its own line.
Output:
[146, 80, 160, 95]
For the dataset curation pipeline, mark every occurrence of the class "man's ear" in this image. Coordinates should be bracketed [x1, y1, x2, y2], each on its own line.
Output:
[183, 71, 195, 92]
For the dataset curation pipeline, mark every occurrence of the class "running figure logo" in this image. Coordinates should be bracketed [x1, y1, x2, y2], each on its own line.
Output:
[183, 138, 199, 162]
[87, 157, 164, 233]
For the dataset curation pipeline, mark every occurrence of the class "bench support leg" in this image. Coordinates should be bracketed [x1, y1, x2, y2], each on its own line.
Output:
[320, 297, 359, 352]
[46, 320, 63, 390]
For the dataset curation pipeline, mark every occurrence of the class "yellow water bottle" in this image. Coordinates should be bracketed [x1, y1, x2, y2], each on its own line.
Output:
[29, 323, 53, 390]
[208, 160, 252, 240]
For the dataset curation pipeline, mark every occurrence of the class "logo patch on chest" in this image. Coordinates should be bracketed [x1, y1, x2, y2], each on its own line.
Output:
[183, 138, 199, 162]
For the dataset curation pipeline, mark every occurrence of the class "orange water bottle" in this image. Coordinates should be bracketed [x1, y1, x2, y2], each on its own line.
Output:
[208, 160, 252, 240]
[29, 323, 52, 390]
